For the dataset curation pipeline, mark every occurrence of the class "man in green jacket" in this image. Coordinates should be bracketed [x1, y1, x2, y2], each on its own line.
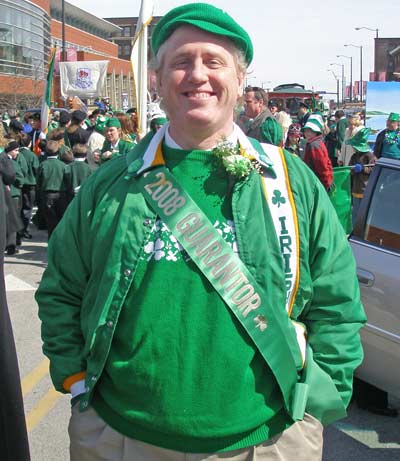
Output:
[100, 117, 134, 163]
[36, 3, 366, 460]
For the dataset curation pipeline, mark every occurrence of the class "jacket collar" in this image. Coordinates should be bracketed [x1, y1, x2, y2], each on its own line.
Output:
[126, 122, 275, 178]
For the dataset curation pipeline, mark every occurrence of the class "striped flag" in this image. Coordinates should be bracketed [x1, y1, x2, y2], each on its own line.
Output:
[130, 0, 153, 135]
[41, 47, 57, 134]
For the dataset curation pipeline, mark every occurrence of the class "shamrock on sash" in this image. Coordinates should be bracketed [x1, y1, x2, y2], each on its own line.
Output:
[272, 190, 286, 208]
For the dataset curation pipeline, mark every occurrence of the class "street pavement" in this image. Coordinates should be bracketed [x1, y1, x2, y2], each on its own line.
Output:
[4, 227, 400, 460]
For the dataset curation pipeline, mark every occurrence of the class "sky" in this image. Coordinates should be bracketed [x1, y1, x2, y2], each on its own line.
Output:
[67, 0, 399, 100]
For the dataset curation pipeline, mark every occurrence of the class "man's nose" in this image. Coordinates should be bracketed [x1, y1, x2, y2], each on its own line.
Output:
[188, 59, 208, 83]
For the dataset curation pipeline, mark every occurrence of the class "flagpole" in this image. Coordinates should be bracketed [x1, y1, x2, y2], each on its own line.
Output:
[139, 24, 148, 135]
[130, 0, 153, 136]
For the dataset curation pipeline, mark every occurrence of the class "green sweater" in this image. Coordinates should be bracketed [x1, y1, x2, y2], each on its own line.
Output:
[20, 147, 39, 186]
[92, 144, 291, 452]
[36, 157, 67, 192]
[66, 160, 92, 196]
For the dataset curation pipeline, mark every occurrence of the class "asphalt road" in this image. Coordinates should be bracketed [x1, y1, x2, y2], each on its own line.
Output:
[4, 227, 400, 460]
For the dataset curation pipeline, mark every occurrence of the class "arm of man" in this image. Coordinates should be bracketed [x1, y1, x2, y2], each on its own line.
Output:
[300, 179, 366, 409]
[35, 178, 95, 392]
[373, 130, 384, 158]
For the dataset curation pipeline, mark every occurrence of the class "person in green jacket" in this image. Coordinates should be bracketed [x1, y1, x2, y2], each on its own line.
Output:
[3, 141, 24, 254]
[36, 140, 68, 238]
[18, 132, 39, 239]
[66, 143, 92, 201]
[36, 3, 366, 461]
[100, 117, 134, 163]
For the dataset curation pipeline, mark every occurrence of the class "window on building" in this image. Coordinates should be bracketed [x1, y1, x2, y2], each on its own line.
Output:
[121, 26, 131, 37]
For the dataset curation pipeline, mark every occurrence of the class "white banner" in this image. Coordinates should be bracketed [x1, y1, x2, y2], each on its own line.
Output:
[60, 60, 109, 98]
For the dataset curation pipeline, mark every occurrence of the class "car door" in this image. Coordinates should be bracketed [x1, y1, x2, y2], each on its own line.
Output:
[350, 160, 400, 397]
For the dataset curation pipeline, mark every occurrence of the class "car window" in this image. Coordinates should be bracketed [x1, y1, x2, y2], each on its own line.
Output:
[363, 168, 400, 251]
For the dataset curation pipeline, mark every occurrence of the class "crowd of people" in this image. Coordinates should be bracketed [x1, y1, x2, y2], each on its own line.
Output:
[0, 106, 168, 254]
[237, 89, 400, 225]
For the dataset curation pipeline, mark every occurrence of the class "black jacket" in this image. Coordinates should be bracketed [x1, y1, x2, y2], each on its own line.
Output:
[0, 154, 30, 460]
[373, 129, 386, 159]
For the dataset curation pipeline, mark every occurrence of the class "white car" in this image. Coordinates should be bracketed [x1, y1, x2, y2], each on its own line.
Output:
[349, 157, 400, 397]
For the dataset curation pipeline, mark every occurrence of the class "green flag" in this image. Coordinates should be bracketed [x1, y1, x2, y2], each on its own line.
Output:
[40, 47, 57, 133]
[329, 166, 352, 234]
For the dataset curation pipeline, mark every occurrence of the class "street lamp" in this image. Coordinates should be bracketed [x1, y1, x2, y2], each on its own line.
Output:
[337, 54, 353, 102]
[356, 26, 379, 82]
[327, 69, 339, 106]
[330, 63, 345, 104]
[355, 26, 379, 38]
[345, 44, 363, 102]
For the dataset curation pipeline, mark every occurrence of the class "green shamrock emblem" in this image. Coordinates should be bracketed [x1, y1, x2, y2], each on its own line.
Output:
[272, 190, 286, 207]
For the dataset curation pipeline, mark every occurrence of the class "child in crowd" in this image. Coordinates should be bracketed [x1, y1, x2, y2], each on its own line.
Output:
[36, 140, 68, 238]
[347, 128, 377, 225]
[66, 143, 92, 201]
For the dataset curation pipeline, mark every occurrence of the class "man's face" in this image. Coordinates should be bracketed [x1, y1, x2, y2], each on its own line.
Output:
[387, 120, 399, 131]
[105, 126, 120, 143]
[269, 105, 278, 115]
[298, 107, 306, 117]
[244, 92, 264, 118]
[9, 148, 19, 159]
[303, 128, 316, 141]
[156, 26, 244, 138]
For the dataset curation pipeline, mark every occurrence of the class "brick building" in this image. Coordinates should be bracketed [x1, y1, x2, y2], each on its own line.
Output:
[0, 0, 137, 112]
[371, 38, 400, 82]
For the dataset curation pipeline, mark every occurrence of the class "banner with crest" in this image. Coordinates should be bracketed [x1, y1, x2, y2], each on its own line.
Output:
[59, 61, 109, 98]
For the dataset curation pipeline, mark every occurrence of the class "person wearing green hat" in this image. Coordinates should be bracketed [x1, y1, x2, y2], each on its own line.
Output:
[100, 117, 134, 163]
[303, 114, 333, 191]
[373, 112, 400, 160]
[36, 3, 365, 460]
[348, 128, 377, 224]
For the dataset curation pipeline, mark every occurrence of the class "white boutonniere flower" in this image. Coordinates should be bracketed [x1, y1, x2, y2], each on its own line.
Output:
[212, 138, 261, 179]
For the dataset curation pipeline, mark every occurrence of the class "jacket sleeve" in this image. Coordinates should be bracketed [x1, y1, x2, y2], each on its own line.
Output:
[373, 130, 384, 158]
[0, 155, 16, 185]
[300, 179, 366, 409]
[35, 177, 95, 392]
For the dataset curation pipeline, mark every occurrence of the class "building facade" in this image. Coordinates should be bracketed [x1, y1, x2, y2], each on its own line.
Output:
[0, 0, 138, 113]
[0, 0, 51, 110]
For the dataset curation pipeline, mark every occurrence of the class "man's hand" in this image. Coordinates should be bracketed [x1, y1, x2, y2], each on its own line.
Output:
[102, 150, 113, 160]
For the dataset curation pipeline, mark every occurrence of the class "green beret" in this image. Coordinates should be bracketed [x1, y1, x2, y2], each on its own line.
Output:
[388, 112, 400, 122]
[261, 117, 283, 147]
[152, 3, 253, 65]
[105, 117, 121, 128]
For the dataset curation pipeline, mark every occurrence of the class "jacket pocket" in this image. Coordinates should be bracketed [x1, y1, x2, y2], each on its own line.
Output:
[302, 344, 347, 426]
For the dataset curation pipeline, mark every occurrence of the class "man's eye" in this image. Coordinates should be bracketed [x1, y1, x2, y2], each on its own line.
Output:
[207, 59, 222, 67]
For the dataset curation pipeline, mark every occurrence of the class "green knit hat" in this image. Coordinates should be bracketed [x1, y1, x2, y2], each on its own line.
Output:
[346, 127, 371, 153]
[105, 117, 121, 128]
[262, 117, 283, 146]
[152, 3, 253, 64]
[388, 112, 400, 122]
[303, 114, 324, 134]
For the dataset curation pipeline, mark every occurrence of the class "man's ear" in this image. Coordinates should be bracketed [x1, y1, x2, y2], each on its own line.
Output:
[237, 71, 245, 98]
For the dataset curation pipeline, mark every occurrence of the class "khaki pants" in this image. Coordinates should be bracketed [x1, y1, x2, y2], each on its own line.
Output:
[69, 405, 323, 461]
